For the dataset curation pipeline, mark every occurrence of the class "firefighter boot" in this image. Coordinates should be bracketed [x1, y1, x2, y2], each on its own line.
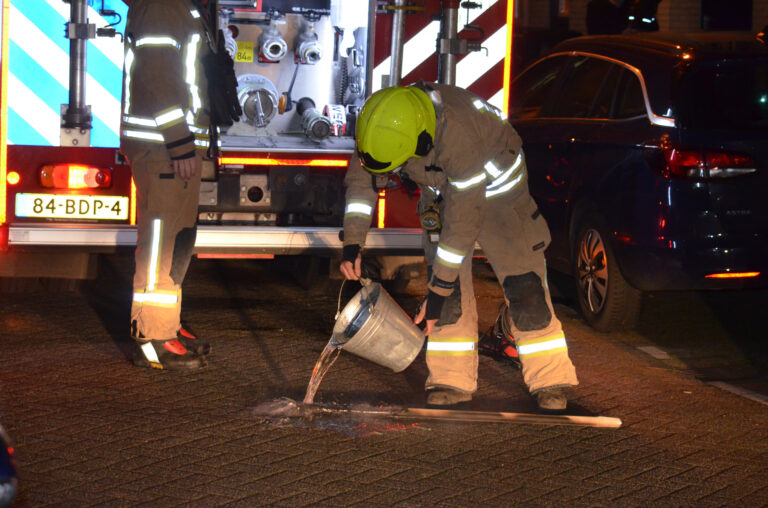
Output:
[478, 305, 521, 368]
[426, 387, 472, 406]
[177, 326, 211, 356]
[533, 386, 567, 413]
[132, 338, 206, 370]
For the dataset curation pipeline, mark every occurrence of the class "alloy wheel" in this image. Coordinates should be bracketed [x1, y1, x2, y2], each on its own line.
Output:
[577, 228, 608, 314]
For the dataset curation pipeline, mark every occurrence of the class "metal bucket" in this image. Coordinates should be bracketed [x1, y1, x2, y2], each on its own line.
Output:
[332, 281, 425, 372]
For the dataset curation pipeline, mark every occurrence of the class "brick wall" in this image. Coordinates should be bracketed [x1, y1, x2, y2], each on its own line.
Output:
[755, 1, 768, 31]
[526, 0, 552, 29]
[662, 0, 701, 31]
[568, 0, 590, 34]
[516, 0, 768, 33]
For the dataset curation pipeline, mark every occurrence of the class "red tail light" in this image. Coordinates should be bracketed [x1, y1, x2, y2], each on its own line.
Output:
[651, 146, 757, 179]
[0, 224, 7, 252]
[39, 164, 113, 189]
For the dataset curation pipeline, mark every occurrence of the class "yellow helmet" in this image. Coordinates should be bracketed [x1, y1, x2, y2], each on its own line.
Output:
[356, 86, 436, 173]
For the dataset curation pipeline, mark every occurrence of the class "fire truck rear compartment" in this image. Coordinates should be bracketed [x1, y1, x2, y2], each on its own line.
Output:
[198, 168, 345, 226]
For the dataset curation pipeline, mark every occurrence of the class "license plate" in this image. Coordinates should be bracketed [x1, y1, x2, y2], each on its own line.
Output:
[15, 193, 129, 221]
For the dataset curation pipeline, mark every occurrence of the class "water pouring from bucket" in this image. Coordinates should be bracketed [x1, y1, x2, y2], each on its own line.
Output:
[331, 278, 425, 372]
[302, 279, 425, 406]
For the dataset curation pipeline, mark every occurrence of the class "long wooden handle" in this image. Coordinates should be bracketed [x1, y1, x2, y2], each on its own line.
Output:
[395, 407, 622, 428]
[307, 404, 622, 428]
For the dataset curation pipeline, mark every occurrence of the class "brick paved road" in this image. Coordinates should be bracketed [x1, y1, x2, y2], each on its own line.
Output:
[1, 255, 766, 506]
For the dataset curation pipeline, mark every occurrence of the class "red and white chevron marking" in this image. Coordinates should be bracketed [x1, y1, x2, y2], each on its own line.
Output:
[373, 0, 512, 111]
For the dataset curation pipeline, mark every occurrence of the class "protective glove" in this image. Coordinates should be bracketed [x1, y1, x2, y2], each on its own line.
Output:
[340, 244, 362, 280]
[424, 290, 446, 321]
[342, 244, 361, 264]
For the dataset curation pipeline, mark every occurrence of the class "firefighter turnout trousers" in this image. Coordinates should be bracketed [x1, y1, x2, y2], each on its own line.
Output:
[126, 145, 202, 341]
[424, 190, 578, 394]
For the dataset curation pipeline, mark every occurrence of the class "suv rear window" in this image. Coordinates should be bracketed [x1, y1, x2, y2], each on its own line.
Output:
[551, 56, 613, 118]
[613, 68, 647, 119]
[510, 55, 568, 119]
[680, 59, 768, 131]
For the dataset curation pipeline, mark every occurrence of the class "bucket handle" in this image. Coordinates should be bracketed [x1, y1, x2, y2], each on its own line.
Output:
[335, 277, 374, 321]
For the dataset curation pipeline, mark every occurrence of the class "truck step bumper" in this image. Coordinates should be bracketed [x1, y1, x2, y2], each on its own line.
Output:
[8, 225, 425, 254]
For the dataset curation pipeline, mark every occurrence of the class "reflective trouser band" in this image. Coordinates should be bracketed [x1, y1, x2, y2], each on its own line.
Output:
[344, 200, 374, 219]
[516, 335, 568, 359]
[427, 338, 477, 357]
[147, 218, 162, 290]
[436, 243, 466, 268]
[133, 290, 179, 308]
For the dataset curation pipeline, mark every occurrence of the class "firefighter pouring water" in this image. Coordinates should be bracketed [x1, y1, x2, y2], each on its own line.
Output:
[340, 84, 578, 412]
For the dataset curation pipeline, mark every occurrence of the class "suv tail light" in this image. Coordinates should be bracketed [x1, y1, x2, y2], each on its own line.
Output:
[647, 146, 757, 179]
[39, 164, 113, 189]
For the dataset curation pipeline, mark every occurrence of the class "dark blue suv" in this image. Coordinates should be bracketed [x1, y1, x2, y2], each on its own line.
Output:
[509, 32, 767, 331]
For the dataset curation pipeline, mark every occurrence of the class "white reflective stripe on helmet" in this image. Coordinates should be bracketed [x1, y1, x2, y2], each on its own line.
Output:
[427, 340, 477, 352]
[345, 202, 373, 216]
[487, 153, 523, 190]
[436, 244, 465, 267]
[136, 36, 182, 50]
[121, 129, 165, 142]
[147, 218, 162, 291]
[133, 292, 179, 305]
[449, 171, 486, 190]
[155, 107, 186, 128]
[517, 337, 568, 356]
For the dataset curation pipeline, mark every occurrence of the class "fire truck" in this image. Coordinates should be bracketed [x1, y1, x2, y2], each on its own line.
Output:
[0, 0, 513, 287]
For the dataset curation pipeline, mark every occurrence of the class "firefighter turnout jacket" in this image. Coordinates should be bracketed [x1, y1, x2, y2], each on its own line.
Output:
[121, 0, 211, 157]
[343, 83, 578, 394]
[120, 0, 212, 341]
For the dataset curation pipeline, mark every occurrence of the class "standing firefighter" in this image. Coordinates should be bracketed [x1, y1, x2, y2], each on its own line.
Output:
[340, 84, 578, 411]
[120, 0, 216, 369]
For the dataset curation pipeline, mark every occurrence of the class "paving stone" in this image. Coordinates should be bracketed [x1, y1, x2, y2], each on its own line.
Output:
[1, 256, 767, 506]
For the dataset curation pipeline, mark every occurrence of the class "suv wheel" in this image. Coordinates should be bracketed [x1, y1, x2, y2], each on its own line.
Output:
[572, 212, 642, 331]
